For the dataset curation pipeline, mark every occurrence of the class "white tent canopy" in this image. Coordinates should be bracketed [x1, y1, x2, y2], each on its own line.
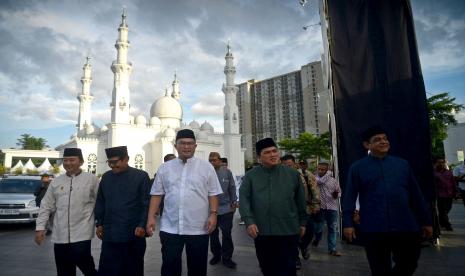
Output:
[11, 160, 24, 171]
[58, 163, 66, 175]
[37, 158, 52, 173]
[23, 159, 37, 172]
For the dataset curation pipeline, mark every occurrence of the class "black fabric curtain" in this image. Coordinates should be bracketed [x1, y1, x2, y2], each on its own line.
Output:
[327, 0, 434, 202]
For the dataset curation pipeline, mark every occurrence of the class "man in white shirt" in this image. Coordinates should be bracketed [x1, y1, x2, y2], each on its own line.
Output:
[146, 129, 223, 276]
[35, 148, 99, 276]
[453, 161, 465, 208]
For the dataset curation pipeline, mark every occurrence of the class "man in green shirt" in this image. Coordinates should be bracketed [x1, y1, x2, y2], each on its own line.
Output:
[239, 138, 307, 276]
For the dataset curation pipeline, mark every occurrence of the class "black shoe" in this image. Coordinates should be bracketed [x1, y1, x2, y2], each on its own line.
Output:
[209, 255, 221, 265]
[311, 239, 319, 247]
[296, 258, 302, 270]
[222, 259, 237, 269]
[301, 248, 310, 260]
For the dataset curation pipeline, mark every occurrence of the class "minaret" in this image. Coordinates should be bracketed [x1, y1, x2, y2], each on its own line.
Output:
[222, 41, 239, 134]
[77, 56, 94, 130]
[110, 9, 133, 124]
[171, 71, 180, 100]
[222, 42, 243, 176]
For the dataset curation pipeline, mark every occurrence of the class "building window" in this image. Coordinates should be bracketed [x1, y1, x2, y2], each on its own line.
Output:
[135, 154, 144, 170]
[87, 153, 97, 174]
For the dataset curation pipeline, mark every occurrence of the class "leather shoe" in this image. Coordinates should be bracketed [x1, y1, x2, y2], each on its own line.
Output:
[222, 259, 237, 269]
[296, 257, 302, 270]
[301, 248, 310, 260]
[209, 256, 221, 265]
[312, 239, 320, 247]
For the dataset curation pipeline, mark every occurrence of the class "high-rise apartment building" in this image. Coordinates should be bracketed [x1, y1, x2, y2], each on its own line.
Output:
[237, 61, 328, 162]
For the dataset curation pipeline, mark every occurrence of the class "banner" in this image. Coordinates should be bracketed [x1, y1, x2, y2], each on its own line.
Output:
[327, 0, 434, 201]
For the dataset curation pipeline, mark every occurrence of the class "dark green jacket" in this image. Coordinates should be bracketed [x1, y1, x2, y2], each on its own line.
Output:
[239, 164, 307, 235]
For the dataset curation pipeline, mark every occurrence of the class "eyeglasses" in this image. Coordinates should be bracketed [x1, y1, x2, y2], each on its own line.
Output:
[106, 158, 121, 166]
[177, 141, 196, 147]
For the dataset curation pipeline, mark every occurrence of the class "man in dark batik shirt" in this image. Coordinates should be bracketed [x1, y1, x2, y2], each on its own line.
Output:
[95, 146, 151, 276]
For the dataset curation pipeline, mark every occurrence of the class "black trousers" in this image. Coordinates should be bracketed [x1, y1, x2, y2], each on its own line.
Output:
[210, 211, 234, 260]
[254, 235, 299, 276]
[54, 240, 96, 276]
[437, 197, 453, 228]
[159, 231, 209, 276]
[460, 189, 465, 207]
[299, 212, 319, 250]
[98, 239, 146, 276]
[362, 232, 421, 276]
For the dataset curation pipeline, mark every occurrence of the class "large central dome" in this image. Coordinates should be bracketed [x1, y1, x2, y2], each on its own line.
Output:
[150, 94, 183, 119]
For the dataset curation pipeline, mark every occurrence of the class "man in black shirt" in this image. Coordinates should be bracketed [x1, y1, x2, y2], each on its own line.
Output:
[95, 146, 151, 276]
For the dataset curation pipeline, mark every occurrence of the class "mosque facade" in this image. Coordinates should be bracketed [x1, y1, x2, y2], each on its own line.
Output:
[56, 11, 245, 177]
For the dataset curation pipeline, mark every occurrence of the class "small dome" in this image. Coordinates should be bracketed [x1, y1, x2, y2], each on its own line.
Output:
[85, 124, 95, 135]
[135, 115, 147, 126]
[150, 94, 183, 119]
[101, 125, 108, 132]
[189, 120, 200, 129]
[150, 116, 161, 126]
[200, 121, 214, 132]
[163, 127, 176, 138]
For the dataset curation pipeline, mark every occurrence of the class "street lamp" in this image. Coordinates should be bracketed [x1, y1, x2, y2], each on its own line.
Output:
[302, 23, 321, 30]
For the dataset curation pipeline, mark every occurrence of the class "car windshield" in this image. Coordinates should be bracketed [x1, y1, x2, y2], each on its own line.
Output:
[0, 179, 42, 194]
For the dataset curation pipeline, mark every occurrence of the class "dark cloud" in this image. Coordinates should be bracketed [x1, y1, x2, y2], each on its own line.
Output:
[0, 0, 463, 147]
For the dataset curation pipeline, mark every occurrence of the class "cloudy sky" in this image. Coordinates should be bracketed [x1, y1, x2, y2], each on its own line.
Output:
[0, 0, 464, 149]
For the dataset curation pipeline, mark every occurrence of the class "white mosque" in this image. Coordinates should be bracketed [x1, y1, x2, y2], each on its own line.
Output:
[54, 11, 245, 177]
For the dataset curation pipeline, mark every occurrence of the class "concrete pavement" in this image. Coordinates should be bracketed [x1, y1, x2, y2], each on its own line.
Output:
[0, 202, 464, 275]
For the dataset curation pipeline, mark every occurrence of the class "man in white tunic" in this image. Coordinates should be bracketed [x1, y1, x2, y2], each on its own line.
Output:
[146, 129, 223, 276]
[35, 148, 99, 276]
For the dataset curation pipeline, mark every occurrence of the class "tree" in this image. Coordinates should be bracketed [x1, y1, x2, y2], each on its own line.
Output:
[16, 134, 48, 150]
[427, 93, 464, 157]
[278, 132, 332, 161]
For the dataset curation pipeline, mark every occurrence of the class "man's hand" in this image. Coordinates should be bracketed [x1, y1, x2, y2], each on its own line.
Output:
[353, 211, 360, 225]
[35, 230, 46, 245]
[206, 214, 217, 234]
[134, 227, 145, 238]
[96, 226, 104, 240]
[343, 227, 356, 243]
[300, 226, 306, 238]
[422, 226, 433, 239]
[246, 224, 259, 239]
[146, 216, 156, 237]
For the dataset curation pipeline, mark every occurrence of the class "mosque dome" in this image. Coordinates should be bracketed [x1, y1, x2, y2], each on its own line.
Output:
[149, 116, 161, 126]
[189, 120, 200, 130]
[135, 115, 147, 126]
[85, 124, 95, 135]
[200, 121, 214, 132]
[150, 94, 183, 119]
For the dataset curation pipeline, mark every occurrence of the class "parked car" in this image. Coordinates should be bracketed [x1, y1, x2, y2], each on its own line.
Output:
[0, 175, 42, 223]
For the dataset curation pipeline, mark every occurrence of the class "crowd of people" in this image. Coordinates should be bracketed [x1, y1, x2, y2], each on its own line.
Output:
[32, 126, 465, 276]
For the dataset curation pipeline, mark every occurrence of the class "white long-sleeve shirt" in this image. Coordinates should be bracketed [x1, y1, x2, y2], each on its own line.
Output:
[36, 171, 99, 244]
[151, 157, 223, 235]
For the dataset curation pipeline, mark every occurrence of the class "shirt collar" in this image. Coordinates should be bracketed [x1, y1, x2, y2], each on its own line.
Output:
[66, 169, 82, 178]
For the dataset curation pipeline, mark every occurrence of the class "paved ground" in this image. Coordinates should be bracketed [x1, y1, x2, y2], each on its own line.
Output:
[0, 202, 464, 276]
